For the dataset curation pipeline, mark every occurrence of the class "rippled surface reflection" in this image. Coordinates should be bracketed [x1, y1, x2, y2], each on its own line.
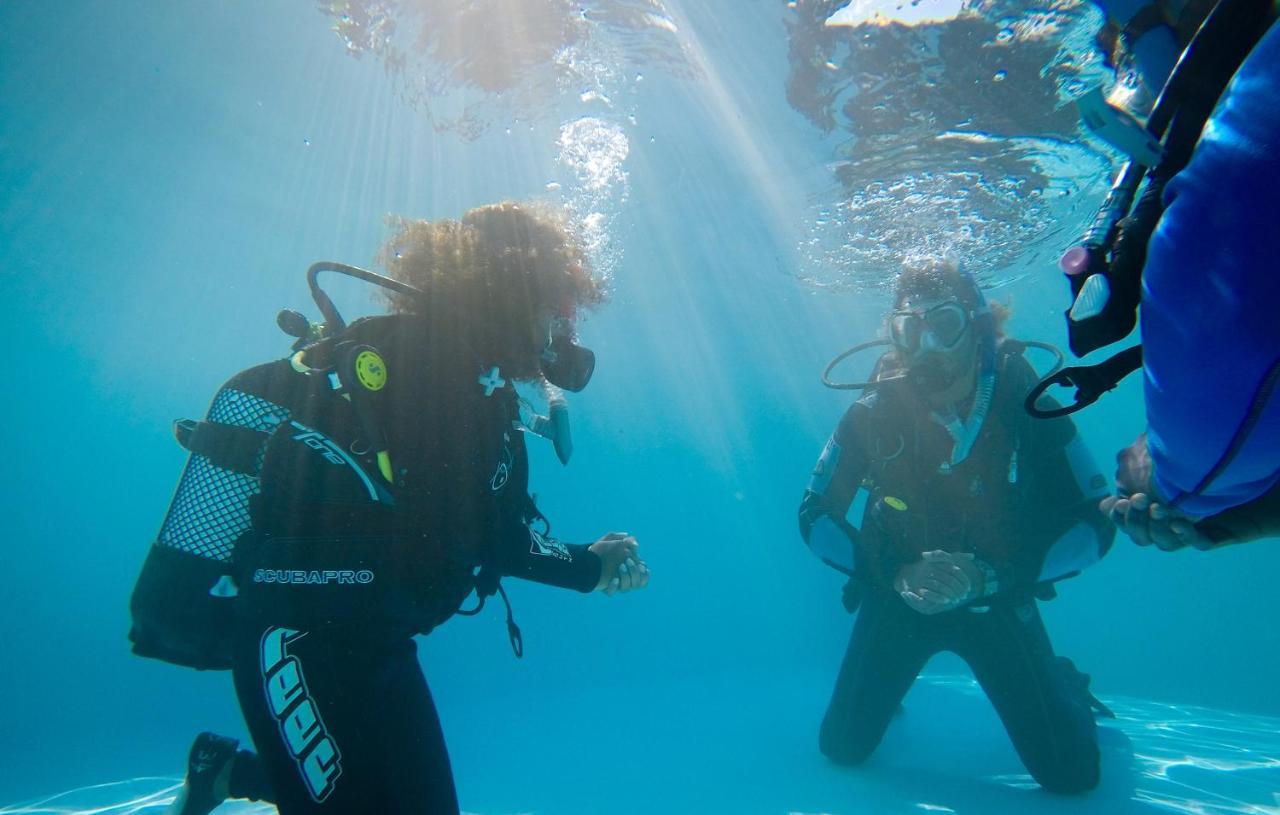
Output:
[313, 1, 678, 278]
[786, 0, 1119, 291]
[317, 0, 695, 139]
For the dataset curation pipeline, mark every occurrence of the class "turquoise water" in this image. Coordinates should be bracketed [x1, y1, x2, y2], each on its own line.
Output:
[1, 1, 1278, 812]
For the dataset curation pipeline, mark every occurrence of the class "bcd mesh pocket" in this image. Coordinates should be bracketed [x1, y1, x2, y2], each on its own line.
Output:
[157, 388, 287, 562]
[131, 359, 301, 670]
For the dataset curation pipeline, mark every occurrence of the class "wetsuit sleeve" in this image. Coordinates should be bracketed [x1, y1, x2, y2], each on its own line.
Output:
[1140, 21, 1280, 518]
[493, 433, 602, 593]
[1193, 479, 1280, 546]
[1004, 359, 1115, 593]
[798, 401, 874, 576]
[498, 509, 602, 592]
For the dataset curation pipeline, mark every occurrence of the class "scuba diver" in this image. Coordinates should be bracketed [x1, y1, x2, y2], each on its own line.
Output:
[1106, 1, 1280, 549]
[130, 202, 649, 814]
[1029, 0, 1280, 549]
[800, 258, 1115, 794]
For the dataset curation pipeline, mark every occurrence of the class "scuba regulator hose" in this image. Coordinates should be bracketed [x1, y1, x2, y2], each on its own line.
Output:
[822, 339, 1064, 392]
[277, 262, 433, 486]
[276, 262, 430, 349]
[282, 260, 581, 467]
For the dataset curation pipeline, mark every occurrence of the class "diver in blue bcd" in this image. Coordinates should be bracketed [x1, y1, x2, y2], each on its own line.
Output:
[1110, 6, 1280, 547]
[129, 203, 649, 815]
[1047, 0, 1280, 550]
[800, 259, 1115, 793]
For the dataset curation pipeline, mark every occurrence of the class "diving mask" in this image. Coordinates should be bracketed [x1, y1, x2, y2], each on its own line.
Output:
[890, 301, 971, 354]
[540, 334, 595, 392]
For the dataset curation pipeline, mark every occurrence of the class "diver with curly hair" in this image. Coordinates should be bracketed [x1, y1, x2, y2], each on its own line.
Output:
[152, 202, 649, 814]
[800, 258, 1113, 793]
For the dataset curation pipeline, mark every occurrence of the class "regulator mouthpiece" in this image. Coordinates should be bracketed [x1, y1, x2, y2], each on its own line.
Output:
[527, 391, 575, 465]
[541, 336, 595, 393]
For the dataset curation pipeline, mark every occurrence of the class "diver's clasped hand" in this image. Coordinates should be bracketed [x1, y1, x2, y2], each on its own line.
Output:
[588, 532, 650, 596]
[1104, 432, 1210, 551]
[1114, 432, 1157, 498]
[1100, 493, 1211, 551]
[894, 550, 986, 615]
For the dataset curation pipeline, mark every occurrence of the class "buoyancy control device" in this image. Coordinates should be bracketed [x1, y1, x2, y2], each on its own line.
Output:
[129, 261, 587, 668]
[129, 263, 426, 669]
[1026, 0, 1275, 418]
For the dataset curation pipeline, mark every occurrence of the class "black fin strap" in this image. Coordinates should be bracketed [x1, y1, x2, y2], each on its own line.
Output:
[497, 582, 524, 659]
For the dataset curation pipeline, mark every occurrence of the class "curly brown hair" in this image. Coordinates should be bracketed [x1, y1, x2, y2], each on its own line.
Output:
[378, 202, 606, 381]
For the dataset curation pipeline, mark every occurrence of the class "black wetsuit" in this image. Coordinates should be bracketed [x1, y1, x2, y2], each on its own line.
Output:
[227, 315, 601, 814]
[799, 347, 1111, 794]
